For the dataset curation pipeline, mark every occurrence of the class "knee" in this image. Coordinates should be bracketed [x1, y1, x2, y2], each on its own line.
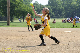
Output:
[39, 34, 42, 37]
[39, 34, 44, 40]
[39, 34, 43, 37]
[48, 35, 51, 38]
[30, 25, 32, 27]
[28, 25, 29, 27]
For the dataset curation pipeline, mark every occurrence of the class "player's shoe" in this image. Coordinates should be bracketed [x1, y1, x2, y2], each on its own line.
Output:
[28, 30, 30, 31]
[39, 42, 46, 46]
[56, 41, 60, 44]
[32, 29, 34, 31]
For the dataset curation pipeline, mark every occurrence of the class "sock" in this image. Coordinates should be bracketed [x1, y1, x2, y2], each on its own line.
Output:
[73, 25, 74, 27]
[39, 35, 44, 43]
[30, 25, 33, 30]
[28, 25, 29, 30]
[50, 36, 58, 43]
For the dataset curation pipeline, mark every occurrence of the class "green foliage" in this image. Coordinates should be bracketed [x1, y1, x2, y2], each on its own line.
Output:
[33, 1, 45, 18]
[0, 0, 80, 22]
[0, 0, 34, 22]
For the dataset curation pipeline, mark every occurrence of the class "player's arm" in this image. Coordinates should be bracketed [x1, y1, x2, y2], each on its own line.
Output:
[41, 19, 47, 26]
[32, 7, 41, 17]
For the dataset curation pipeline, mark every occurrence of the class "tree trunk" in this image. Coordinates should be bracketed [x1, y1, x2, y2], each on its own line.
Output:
[23, 16, 24, 22]
[7, 0, 10, 25]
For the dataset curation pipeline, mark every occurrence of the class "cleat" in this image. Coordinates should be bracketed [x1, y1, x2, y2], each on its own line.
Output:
[43, 43, 46, 46]
[28, 30, 30, 31]
[32, 29, 34, 31]
[57, 41, 60, 44]
[39, 43, 46, 46]
[39, 43, 43, 46]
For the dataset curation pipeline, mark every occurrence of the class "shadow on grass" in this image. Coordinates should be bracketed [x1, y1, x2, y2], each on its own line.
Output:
[0, 22, 7, 23]
[0, 22, 23, 27]
[11, 22, 22, 23]
[0, 22, 7, 26]
[17, 46, 36, 48]
[0, 25, 7, 26]
[11, 25, 17, 26]
[0, 22, 22, 23]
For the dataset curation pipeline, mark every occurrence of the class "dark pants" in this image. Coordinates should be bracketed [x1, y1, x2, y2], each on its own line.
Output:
[28, 25, 33, 30]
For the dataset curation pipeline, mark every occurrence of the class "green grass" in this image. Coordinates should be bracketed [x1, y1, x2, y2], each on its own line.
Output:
[0, 18, 80, 28]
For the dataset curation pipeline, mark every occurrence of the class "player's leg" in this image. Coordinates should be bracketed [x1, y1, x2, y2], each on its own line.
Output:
[30, 25, 33, 31]
[73, 25, 74, 27]
[76, 23, 77, 27]
[39, 34, 46, 46]
[48, 35, 60, 44]
[39, 26, 50, 46]
[28, 25, 30, 31]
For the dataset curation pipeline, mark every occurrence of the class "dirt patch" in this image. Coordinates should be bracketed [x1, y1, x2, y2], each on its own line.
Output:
[0, 27, 80, 53]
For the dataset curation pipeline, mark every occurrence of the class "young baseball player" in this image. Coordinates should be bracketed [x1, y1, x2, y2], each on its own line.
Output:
[26, 13, 33, 31]
[73, 18, 77, 27]
[32, 7, 60, 46]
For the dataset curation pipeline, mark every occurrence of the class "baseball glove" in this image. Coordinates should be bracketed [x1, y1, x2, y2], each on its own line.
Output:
[34, 24, 41, 30]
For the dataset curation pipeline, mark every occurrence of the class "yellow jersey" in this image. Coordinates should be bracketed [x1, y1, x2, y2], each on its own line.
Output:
[73, 19, 76, 25]
[41, 15, 49, 27]
[40, 15, 50, 36]
[26, 16, 31, 26]
[26, 16, 31, 22]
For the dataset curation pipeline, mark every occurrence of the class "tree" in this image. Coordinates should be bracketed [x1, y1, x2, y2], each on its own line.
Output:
[0, 0, 34, 22]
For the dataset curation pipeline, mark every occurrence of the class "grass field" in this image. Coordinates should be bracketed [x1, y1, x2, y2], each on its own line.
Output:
[0, 18, 80, 28]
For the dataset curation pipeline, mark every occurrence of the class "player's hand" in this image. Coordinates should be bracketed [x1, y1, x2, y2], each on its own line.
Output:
[32, 6, 34, 9]
[32, 7, 35, 11]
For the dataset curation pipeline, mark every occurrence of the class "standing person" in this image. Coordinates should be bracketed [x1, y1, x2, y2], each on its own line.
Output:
[73, 18, 77, 27]
[26, 13, 33, 31]
[19, 18, 21, 22]
[32, 7, 60, 46]
[70, 17, 73, 21]
[34, 18, 36, 22]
